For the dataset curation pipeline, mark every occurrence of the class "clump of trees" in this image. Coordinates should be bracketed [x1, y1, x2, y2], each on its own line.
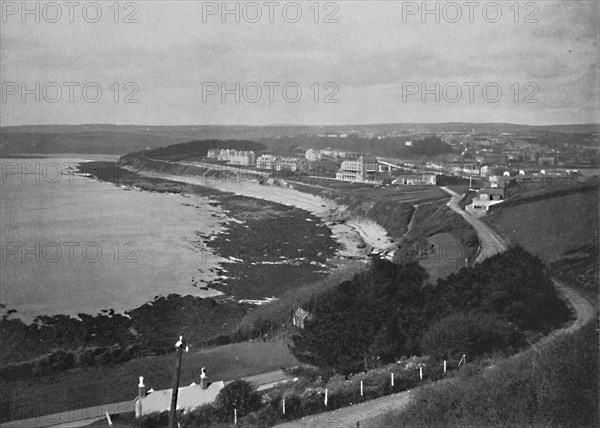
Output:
[290, 246, 570, 374]
[420, 312, 524, 359]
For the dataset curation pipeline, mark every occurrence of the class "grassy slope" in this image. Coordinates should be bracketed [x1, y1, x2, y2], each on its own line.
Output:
[288, 180, 447, 239]
[395, 200, 479, 281]
[483, 186, 598, 263]
[1, 341, 297, 422]
[379, 320, 599, 427]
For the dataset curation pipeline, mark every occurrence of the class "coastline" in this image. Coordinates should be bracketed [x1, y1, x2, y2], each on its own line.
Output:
[122, 166, 397, 260]
[1, 159, 395, 371]
[0, 157, 228, 322]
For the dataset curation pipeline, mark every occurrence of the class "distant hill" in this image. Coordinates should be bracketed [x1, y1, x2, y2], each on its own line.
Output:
[2, 123, 597, 156]
[0, 130, 189, 156]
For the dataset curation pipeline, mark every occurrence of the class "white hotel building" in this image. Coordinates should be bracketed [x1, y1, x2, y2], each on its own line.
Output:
[336, 156, 378, 182]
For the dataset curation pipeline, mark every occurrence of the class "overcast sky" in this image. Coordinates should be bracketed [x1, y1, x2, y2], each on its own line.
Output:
[1, 0, 598, 126]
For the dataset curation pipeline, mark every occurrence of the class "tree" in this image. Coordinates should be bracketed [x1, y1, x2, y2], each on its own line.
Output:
[292, 247, 569, 374]
[420, 311, 525, 359]
[215, 379, 261, 419]
[291, 260, 428, 373]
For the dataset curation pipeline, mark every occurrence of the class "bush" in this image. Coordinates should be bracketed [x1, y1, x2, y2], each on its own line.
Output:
[182, 404, 221, 427]
[421, 312, 525, 359]
[281, 394, 302, 420]
[139, 410, 173, 428]
[215, 380, 261, 420]
[241, 404, 280, 427]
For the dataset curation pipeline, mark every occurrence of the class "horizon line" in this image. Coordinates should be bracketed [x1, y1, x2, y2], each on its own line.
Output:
[2, 121, 599, 129]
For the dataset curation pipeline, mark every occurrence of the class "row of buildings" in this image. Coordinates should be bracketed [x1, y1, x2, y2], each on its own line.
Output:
[255, 155, 307, 172]
[305, 148, 363, 162]
[207, 149, 307, 172]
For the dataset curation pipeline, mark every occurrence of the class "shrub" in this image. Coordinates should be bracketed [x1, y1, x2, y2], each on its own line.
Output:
[241, 404, 280, 427]
[281, 394, 302, 420]
[421, 311, 525, 359]
[182, 404, 221, 427]
[215, 380, 261, 420]
[139, 410, 173, 428]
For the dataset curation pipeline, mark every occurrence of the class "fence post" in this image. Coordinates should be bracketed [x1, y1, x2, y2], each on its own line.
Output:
[282, 398, 286, 415]
[419, 366, 423, 381]
[360, 380, 363, 396]
[325, 388, 328, 406]
[444, 360, 447, 374]
[391, 373, 394, 387]
[234, 408, 237, 425]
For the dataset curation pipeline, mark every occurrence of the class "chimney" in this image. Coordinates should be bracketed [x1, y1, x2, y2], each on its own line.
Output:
[138, 376, 146, 398]
[200, 367, 207, 390]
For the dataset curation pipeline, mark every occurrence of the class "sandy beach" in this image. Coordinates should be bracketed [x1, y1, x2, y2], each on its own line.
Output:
[124, 167, 396, 260]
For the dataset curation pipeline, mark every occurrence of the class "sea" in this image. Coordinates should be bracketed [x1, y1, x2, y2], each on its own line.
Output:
[0, 156, 225, 322]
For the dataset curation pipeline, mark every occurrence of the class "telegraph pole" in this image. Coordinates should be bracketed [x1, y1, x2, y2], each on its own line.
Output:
[168, 336, 188, 428]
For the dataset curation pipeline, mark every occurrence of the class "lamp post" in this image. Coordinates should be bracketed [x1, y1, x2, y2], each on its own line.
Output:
[168, 335, 189, 428]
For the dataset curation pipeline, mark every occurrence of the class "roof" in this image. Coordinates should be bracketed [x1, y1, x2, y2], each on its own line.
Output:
[136, 381, 225, 416]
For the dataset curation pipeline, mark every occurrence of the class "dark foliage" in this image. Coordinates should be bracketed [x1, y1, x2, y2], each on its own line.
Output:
[291, 247, 570, 373]
[421, 312, 525, 359]
[214, 380, 262, 419]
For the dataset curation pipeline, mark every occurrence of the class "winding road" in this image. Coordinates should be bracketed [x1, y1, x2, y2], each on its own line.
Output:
[440, 186, 507, 262]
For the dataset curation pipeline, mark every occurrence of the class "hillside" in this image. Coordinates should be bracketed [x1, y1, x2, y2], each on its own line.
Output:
[484, 185, 599, 263]
[0, 131, 189, 155]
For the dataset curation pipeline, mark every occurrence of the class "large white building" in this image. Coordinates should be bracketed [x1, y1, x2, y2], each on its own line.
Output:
[277, 157, 307, 172]
[256, 154, 280, 170]
[336, 156, 378, 182]
[207, 149, 255, 166]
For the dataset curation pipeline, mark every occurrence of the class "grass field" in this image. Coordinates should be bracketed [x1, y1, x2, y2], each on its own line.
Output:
[2, 341, 298, 422]
[484, 188, 598, 263]
[292, 177, 448, 204]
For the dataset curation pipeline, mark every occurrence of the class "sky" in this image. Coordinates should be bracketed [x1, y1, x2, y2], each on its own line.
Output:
[1, 0, 599, 126]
